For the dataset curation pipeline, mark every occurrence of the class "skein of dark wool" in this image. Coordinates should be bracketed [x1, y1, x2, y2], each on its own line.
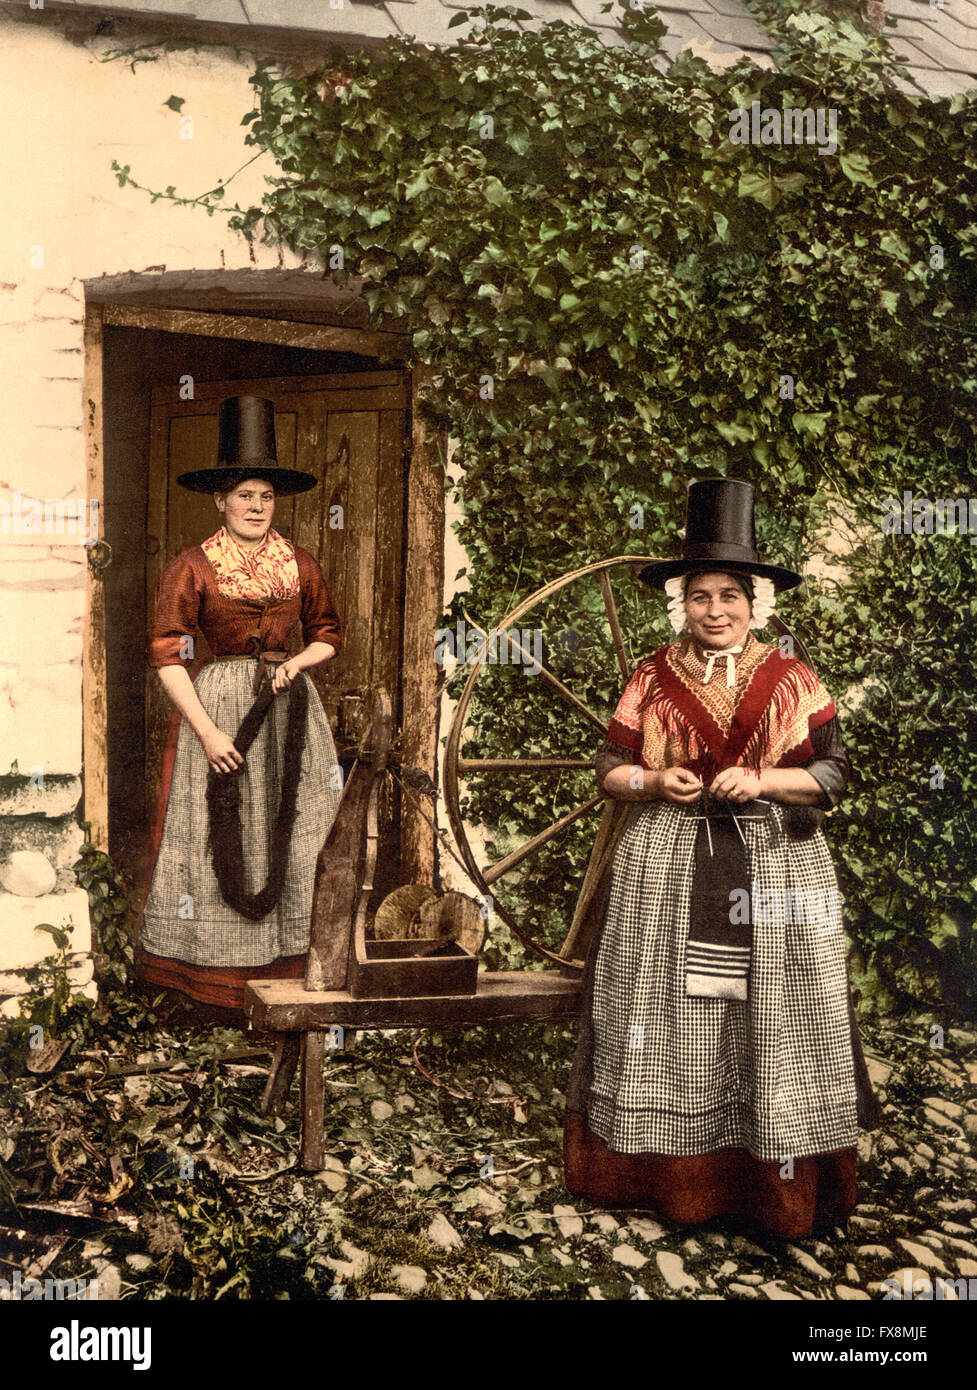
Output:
[206, 675, 309, 921]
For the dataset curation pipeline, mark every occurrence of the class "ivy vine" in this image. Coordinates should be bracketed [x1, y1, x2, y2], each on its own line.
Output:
[110, 3, 977, 1013]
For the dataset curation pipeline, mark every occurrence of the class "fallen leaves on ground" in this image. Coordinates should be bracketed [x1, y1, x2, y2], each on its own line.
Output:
[1, 1011, 976, 1299]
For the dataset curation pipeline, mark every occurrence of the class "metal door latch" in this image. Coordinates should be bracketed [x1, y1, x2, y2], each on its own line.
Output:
[85, 538, 113, 574]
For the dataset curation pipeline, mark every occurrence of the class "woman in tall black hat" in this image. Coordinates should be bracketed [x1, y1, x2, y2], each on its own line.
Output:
[138, 396, 343, 1014]
[563, 479, 880, 1238]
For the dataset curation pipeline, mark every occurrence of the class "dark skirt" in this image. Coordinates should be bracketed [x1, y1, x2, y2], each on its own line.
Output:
[136, 948, 306, 1013]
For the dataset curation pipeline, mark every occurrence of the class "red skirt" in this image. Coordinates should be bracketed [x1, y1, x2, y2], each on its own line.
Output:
[564, 1108, 856, 1240]
[136, 948, 306, 1013]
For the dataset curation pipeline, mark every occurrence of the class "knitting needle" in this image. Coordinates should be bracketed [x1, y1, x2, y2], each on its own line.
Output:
[700, 788, 714, 857]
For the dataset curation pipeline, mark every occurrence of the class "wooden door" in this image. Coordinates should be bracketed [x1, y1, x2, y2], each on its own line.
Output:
[145, 369, 410, 850]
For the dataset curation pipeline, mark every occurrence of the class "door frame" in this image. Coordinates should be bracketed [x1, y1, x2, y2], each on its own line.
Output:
[82, 299, 444, 886]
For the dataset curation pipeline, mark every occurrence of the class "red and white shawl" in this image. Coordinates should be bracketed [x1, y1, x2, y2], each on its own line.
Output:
[606, 631, 836, 781]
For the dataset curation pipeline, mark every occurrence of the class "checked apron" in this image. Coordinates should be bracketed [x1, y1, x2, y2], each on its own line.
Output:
[138, 534, 344, 1012]
[140, 658, 341, 993]
[563, 634, 879, 1237]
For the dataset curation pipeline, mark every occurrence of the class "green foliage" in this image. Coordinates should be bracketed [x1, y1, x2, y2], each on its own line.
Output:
[805, 486, 977, 1015]
[115, 3, 977, 1010]
[73, 835, 136, 995]
[4, 923, 88, 1048]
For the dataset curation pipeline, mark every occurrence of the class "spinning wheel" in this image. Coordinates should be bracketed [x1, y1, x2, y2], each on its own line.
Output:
[443, 555, 809, 972]
[443, 556, 662, 972]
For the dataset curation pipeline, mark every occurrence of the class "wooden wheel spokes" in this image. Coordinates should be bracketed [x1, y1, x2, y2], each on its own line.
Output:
[598, 567, 631, 682]
[467, 620, 607, 736]
[443, 556, 665, 970]
[458, 758, 594, 772]
[482, 793, 607, 887]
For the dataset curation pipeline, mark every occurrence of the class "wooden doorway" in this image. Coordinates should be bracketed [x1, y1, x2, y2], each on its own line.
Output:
[139, 368, 411, 911]
[84, 300, 444, 917]
[144, 369, 410, 809]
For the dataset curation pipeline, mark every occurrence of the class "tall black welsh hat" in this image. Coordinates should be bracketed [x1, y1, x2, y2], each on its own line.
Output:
[638, 478, 803, 593]
[177, 396, 318, 496]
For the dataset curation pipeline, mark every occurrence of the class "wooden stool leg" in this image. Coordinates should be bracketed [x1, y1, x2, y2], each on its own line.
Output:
[260, 1033, 301, 1115]
[300, 1031, 326, 1172]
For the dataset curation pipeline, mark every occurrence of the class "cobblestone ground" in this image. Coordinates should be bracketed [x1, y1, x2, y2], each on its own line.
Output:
[328, 1015, 977, 1301]
[551, 1017, 977, 1302]
[10, 1012, 975, 1301]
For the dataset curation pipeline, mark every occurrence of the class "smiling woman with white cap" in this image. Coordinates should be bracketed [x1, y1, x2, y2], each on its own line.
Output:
[563, 478, 881, 1239]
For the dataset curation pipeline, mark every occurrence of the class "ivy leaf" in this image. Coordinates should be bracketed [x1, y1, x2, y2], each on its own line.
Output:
[403, 171, 431, 201]
[359, 205, 392, 228]
[839, 152, 875, 186]
[163, 95, 185, 113]
[879, 230, 910, 261]
[483, 177, 510, 207]
[791, 411, 831, 438]
[737, 172, 779, 209]
[714, 420, 754, 444]
[528, 269, 558, 299]
[931, 913, 959, 947]
[775, 171, 808, 198]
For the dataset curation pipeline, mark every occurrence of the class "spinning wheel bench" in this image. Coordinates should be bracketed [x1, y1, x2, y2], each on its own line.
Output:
[242, 686, 582, 1171]
[246, 972, 582, 1171]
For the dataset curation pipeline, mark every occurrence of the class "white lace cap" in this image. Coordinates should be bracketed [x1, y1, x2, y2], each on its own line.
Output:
[664, 572, 776, 633]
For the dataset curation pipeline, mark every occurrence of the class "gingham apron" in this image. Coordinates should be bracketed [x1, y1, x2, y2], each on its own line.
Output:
[142, 660, 342, 969]
[586, 799, 859, 1160]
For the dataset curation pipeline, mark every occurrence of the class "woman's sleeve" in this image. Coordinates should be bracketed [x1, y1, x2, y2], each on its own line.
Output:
[147, 553, 203, 669]
[594, 664, 656, 794]
[595, 739, 638, 795]
[297, 550, 343, 652]
[801, 715, 850, 809]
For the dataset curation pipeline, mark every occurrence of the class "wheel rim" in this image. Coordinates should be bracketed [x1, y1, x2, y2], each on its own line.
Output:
[443, 556, 663, 969]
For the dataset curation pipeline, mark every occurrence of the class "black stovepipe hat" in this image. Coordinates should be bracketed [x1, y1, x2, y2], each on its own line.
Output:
[177, 396, 318, 496]
[638, 478, 803, 593]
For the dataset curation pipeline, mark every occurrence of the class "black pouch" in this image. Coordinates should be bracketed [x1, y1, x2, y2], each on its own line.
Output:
[783, 805, 826, 840]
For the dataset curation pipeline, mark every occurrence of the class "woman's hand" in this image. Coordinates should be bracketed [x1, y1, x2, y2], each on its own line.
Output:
[271, 642, 336, 692]
[271, 658, 302, 694]
[658, 767, 704, 805]
[601, 765, 703, 803]
[200, 726, 244, 775]
[709, 766, 763, 804]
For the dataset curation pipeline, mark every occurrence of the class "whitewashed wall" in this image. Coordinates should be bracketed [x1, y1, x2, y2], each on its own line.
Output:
[0, 12, 330, 1008]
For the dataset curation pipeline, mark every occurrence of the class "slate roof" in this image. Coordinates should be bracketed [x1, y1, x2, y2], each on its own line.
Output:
[4, 0, 976, 95]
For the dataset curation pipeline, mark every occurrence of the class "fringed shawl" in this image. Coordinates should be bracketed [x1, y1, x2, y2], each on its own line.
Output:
[606, 632, 836, 782]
